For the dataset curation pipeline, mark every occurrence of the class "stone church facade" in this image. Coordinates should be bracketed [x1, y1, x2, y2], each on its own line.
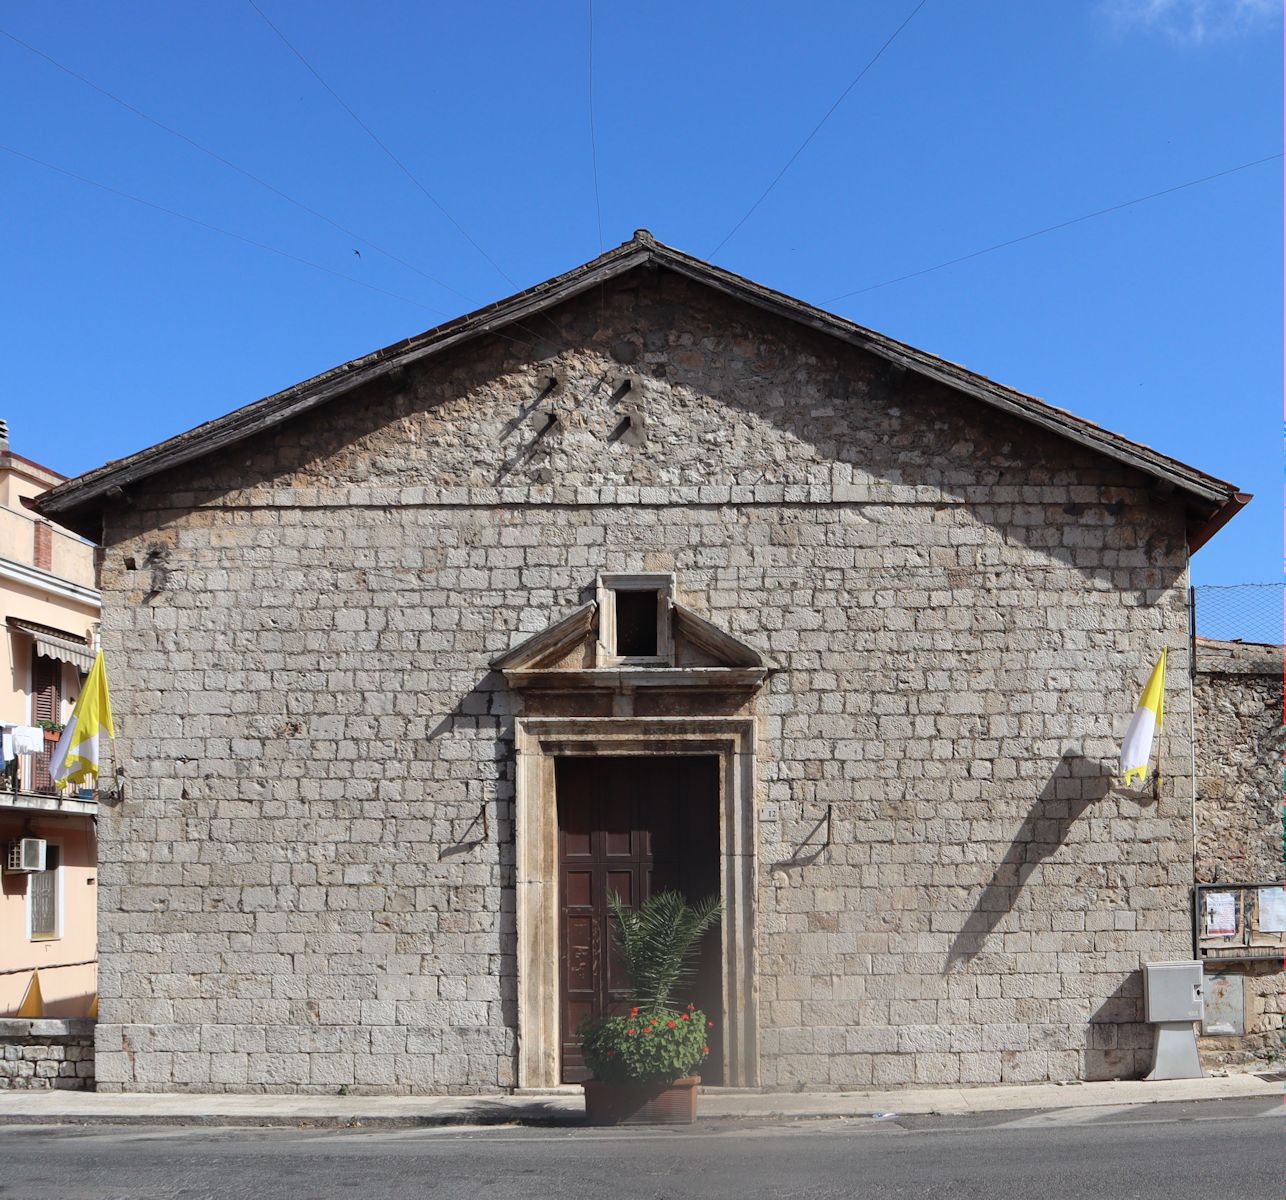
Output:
[37, 233, 1246, 1094]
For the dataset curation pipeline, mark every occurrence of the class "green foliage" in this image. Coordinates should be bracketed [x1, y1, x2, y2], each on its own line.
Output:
[580, 1005, 713, 1084]
[608, 889, 721, 1012]
[577, 891, 723, 1084]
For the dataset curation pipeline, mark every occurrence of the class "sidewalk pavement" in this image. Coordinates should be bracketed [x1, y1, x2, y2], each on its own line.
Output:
[0, 1071, 1279, 1128]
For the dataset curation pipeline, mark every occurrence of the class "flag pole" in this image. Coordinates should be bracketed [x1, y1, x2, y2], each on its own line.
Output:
[1120, 647, 1167, 796]
[1152, 644, 1169, 801]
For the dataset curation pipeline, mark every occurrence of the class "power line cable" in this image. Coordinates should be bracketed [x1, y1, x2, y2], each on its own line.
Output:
[2, 25, 569, 351]
[0, 142, 543, 357]
[243, 2, 570, 347]
[708, 0, 929, 258]
[587, 0, 604, 252]
[246, 0, 517, 288]
[0, 25, 476, 306]
[826, 151, 1284, 302]
[0, 142, 445, 312]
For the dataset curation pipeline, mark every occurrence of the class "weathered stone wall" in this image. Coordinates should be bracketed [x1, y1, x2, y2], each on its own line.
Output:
[1193, 639, 1283, 1066]
[1194, 640, 1283, 884]
[92, 272, 1195, 1093]
[0, 1018, 95, 1089]
[1199, 963, 1284, 1068]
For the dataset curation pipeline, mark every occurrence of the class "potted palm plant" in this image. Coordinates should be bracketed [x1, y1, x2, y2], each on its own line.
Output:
[578, 889, 721, 1126]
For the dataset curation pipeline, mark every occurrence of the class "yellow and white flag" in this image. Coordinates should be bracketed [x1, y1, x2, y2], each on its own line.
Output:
[1120, 649, 1166, 785]
[50, 649, 114, 786]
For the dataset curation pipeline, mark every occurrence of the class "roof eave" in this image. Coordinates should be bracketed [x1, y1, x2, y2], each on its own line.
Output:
[33, 241, 652, 527]
[1187, 492, 1252, 555]
[33, 232, 1244, 538]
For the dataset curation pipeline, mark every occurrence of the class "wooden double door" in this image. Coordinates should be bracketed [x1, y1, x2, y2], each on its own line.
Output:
[556, 755, 722, 1083]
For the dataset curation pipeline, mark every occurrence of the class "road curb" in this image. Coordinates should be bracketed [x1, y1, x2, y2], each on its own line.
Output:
[0, 1074, 1277, 1129]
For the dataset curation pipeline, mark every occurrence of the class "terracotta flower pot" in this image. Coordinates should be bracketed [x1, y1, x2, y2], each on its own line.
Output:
[583, 1075, 700, 1126]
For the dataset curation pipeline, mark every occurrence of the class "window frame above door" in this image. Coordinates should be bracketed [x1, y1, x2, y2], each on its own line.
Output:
[595, 573, 675, 667]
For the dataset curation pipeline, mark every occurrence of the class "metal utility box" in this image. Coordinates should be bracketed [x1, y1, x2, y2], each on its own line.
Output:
[1202, 973, 1245, 1037]
[1143, 960, 1204, 1023]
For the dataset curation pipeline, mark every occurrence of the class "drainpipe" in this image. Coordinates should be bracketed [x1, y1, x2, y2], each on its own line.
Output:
[1188, 579, 1199, 883]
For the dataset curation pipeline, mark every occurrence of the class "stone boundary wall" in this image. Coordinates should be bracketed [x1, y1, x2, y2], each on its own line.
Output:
[0, 1018, 96, 1090]
[1194, 638, 1283, 885]
[1193, 638, 1284, 1067]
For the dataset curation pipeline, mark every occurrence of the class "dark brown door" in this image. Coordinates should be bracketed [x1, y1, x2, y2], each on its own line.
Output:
[557, 756, 721, 1083]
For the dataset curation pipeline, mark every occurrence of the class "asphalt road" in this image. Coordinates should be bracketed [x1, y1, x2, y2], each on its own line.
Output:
[0, 1097, 1279, 1200]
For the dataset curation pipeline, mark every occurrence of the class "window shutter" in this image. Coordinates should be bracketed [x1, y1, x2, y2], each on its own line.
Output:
[31, 655, 60, 725]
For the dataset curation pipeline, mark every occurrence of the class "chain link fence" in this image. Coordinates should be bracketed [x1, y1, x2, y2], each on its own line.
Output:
[1192, 583, 1284, 646]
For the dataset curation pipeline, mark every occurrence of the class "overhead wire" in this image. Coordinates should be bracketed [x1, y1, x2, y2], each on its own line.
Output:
[587, 0, 604, 252]
[245, 0, 517, 289]
[0, 143, 549, 355]
[1, 23, 572, 351]
[243, 1, 577, 347]
[708, 0, 929, 258]
[825, 151, 1285, 302]
[0, 26, 473, 307]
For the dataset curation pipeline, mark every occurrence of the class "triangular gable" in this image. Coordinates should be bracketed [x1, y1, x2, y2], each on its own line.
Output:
[493, 599, 773, 692]
[491, 604, 597, 672]
[34, 230, 1246, 548]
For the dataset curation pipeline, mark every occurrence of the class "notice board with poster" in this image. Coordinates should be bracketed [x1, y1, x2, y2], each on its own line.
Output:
[1193, 882, 1286, 963]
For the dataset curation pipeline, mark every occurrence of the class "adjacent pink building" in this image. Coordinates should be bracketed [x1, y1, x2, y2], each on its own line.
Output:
[0, 425, 101, 1017]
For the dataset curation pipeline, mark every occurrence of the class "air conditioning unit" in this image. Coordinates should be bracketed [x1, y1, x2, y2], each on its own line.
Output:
[5, 838, 46, 873]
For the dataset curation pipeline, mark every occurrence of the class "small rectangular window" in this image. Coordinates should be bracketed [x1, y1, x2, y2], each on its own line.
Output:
[614, 590, 659, 658]
[595, 572, 674, 667]
[30, 844, 59, 940]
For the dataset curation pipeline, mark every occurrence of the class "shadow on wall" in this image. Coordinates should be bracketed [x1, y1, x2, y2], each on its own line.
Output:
[0, 985, 97, 1019]
[1085, 970, 1150, 1081]
[944, 752, 1118, 972]
[30, 990, 97, 1020]
[118, 271, 1192, 609]
[425, 668, 520, 1041]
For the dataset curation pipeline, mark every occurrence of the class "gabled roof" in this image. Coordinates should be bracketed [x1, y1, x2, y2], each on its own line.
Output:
[34, 230, 1247, 547]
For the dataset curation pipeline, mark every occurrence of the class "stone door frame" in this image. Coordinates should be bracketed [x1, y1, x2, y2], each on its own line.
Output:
[514, 716, 759, 1089]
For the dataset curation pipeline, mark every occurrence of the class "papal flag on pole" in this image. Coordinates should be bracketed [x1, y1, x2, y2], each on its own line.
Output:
[1120, 648, 1166, 786]
[50, 649, 114, 786]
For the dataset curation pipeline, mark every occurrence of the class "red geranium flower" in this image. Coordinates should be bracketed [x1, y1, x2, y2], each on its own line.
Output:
[681, 1013, 690, 1020]
[626, 1028, 636, 1035]
[707, 1020, 715, 1028]
[703, 1045, 710, 1054]
[667, 1020, 676, 1028]
[687, 1003, 695, 1011]
[630, 1007, 638, 1016]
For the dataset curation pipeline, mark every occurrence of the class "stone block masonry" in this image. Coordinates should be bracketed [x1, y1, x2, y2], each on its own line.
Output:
[0, 1019, 96, 1090]
[90, 271, 1197, 1094]
[1193, 638, 1284, 1068]
[1194, 639, 1283, 885]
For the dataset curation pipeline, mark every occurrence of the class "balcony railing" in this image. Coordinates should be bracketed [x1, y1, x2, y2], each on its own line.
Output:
[25, 732, 59, 795]
[5, 733, 92, 800]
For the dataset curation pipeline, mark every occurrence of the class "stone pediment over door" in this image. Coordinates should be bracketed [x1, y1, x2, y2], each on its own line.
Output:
[492, 576, 774, 715]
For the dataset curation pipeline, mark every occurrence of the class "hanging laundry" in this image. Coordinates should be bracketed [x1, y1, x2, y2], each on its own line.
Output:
[11, 725, 44, 755]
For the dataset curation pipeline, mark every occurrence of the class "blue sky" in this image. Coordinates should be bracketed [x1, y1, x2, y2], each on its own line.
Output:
[2, 1, 1280, 589]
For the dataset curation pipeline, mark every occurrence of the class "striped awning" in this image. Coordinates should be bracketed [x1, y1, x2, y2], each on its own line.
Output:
[7, 618, 95, 672]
